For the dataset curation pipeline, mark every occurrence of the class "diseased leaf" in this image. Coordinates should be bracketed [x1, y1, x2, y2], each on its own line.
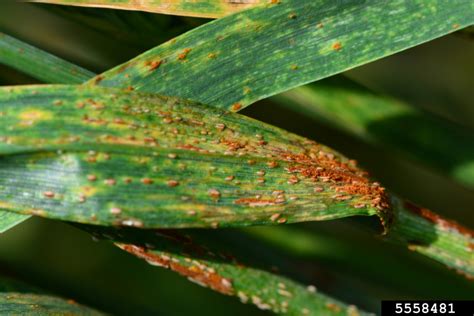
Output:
[273, 78, 474, 190]
[80, 224, 371, 316]
[0, 33, 471, 280]
[0, 32, 95, 84]
[387, 199, 474, 280]
[0, 293, 103, 315]
[28, 0, 269, 19]
[2, 33, 473, 192]
[0, 210, 30, 233]
[91, 0, 474, 111]
[0, 274, 102, 314]
[0, 84, 389, 228]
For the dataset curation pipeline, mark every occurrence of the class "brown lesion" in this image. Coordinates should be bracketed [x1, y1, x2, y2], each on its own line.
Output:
[234, 198, 280, 207]
[177, 48, 192, 61]
[281, 152, 390, 212]
[118, 244, 234, 295]
[404, 201, 474, 238]
[144, 60, 162, 71]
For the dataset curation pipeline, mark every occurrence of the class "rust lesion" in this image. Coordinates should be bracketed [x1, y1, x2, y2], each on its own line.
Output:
[144, 60, 162, 71]
[118, 244, 234, 295]
[404, 201, 474, 238]
[281, 152, 390, 212]
[234, 198, 280, 207]
[177, 48, 192, 60]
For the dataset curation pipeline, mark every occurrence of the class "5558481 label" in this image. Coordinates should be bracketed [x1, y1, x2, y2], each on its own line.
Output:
[382, 301, 474, 315]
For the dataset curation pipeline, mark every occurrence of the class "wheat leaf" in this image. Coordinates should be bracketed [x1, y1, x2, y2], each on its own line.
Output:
[80, 224, 371, 315]
[0, 210, 30, 233]
[387, 199, 474, 279]
[90, 0, 474, 111]
[28, 0, 268, 19]
[0, 32, 95, 84]
[0, 293, 103, 315]
[0, 36, 472, 279]
[0, 84, 389, 228]
[2, 32, 474, 192]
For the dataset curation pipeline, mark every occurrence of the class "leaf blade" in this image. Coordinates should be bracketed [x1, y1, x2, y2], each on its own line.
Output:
[0, 211, 30, 233]
[388, 199, 474, 279]
[81, 225, 371, 316]
[91, 0, 474, 110]
[28, 0, 268, 19]
[0, 293, 103, 315]
[0, 32, 95, 84]
[0, 84, 387, 228]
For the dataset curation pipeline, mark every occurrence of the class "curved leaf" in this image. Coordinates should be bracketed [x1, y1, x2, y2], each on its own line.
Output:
[0, 32, 95, 84]
[28, 0, 268, 19]
[0, 293, 103, 315]
[3, 34, 474, 192]
[81, 224, 371, 315]
[2, 85, 470, 279]
[91, 0, 474, 111]
[0, 34, 471, 279]
[0, 84, 389, 228]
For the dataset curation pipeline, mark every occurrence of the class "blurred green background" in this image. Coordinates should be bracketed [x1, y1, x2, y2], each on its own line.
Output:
[0, 1, 473, 315]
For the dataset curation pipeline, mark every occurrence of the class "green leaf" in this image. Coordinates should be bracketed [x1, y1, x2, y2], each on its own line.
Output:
[80, 224, 371, 315]
[2, 85, 471, 279]
[28, 0, 267, 19]
[272, 78, 474, 190]
[90, 0, 474, 111]
[242, 223, 474, 296]
[387, 199, 474, 279]
[0, 293, 103, 315]
[3, 31, 472, 191]
[0, 84, 389, 228]
[1, 32, 473, 276]
[0, 275, 103, 314]
[0, 32, 95, 84]
[0, 210, 30, 233]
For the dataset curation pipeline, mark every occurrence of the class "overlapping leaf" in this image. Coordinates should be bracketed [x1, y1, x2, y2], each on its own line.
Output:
[29, 0, 268, 18]
[0, 293, 103, 315]
[0, 30, 472, 279]
[0, 85, 389, 228]
[0, 276, 103, 315]
[3, 31, 474, 192]
[81, 224, 370, 315]
[90, 0, 474, 111]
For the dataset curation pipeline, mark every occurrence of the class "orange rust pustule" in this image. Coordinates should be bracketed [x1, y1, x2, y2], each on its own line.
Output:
[404, 202, 474, 238]
[234, 198, 279, 207]
[119, 244, 234, 295]
[220, 138, 247, 151]
[282, 152, 390, 211]
[175, 143, 209, 153]
[178, 48, 192, 60]
[145, 60, 162, 71]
